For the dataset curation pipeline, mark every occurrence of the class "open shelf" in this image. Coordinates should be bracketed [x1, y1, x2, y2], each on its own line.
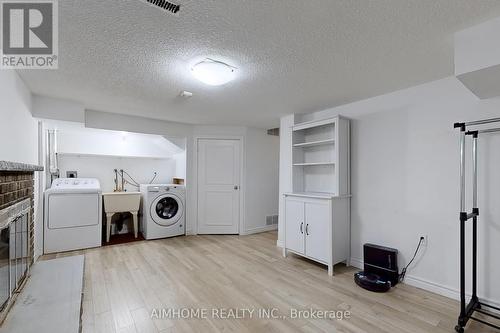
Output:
[291, 116, 349, 195]
[284, 191, 336, 199]
[293, 162, 335, 166]
[293, 139, 334, 148]
[293, 117, 336, 131]
[57, 152, 171, 160]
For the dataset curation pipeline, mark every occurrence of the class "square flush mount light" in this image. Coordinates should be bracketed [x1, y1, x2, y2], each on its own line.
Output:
[191, 58, 237, 86]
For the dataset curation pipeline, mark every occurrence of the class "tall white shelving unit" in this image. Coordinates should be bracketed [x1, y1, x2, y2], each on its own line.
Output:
[283, 116, 350, 275]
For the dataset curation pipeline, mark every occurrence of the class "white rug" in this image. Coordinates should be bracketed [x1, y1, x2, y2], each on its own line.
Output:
[0, 255, 84, 333]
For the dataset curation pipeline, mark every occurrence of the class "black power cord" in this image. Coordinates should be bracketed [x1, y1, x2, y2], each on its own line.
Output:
[399, 237, 424, 282]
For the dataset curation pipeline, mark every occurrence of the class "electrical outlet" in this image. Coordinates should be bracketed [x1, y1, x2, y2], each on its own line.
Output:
[420, 235, 428, 246]
[66, 171, 77, 178]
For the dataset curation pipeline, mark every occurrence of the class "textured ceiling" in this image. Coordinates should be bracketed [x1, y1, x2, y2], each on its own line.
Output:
[18, 0, 500, 128]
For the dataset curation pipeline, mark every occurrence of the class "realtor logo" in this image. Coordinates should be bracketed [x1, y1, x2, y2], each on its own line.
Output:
[1, 0, 58, 69]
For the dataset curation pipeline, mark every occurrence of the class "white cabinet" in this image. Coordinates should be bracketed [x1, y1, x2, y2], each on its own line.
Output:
[283, 116, 350, 276]
[283, 194, 349, 275]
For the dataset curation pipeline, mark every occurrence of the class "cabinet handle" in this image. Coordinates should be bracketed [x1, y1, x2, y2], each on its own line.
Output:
[305, 224, 309, 235]
[300, 222, 303, 234]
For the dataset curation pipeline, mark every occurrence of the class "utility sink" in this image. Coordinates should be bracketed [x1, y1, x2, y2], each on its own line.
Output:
[102, 191, 141, 213]
[102, 192, 141, 242]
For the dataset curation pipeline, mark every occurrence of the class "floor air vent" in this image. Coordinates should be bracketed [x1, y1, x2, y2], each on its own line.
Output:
[142, 0, 180, 14]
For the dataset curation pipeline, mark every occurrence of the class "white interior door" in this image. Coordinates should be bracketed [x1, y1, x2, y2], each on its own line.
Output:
[197, 138, 241, 234]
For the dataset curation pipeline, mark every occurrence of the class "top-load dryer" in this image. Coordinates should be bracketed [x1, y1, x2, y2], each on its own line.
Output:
[44, 178, 102, 253]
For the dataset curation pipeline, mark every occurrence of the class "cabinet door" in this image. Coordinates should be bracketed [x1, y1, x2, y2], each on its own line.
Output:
[305, 201, 330, 263]
[285, 199, 304, 254]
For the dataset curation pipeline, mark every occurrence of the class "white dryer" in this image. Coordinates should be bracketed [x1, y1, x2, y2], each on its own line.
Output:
[44, 178, 102, 253]
[140, 184, 185, 240]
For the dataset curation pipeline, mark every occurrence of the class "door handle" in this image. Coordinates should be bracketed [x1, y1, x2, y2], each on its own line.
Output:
[300, 222, 303, 234]
[234, 185, 239, 190]
[305, 224, 309, 235]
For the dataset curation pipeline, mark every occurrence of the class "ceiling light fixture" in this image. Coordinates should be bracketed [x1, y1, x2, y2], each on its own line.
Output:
[179, 90, 193, 98]
[191, 59, 237, 86]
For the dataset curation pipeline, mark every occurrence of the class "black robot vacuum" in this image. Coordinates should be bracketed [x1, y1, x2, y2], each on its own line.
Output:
[354, 244, 399, 293]
[354, 271, 393, 292]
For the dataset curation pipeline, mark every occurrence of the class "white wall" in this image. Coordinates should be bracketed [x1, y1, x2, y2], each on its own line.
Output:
[32, 95, 85, 123]
[245, 127, 280, 233]
[0, 71, 37, 164]
[455, 16, 500, 76]
[173, 151, 186, 180]
[0, 71, 42, 259]
[277, 114, 294, 247]
[279, 76, 500, 305]
[57, 156, 178, 192]
[56, 125, 184, 159]
[454, 17, 500, 99]
[85, 109, 192, 138]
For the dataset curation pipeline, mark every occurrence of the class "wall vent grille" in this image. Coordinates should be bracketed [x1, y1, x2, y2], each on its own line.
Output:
[142, 0, 180, 14]
[267, 128, 279, 136]
[266, 215, 278, 225]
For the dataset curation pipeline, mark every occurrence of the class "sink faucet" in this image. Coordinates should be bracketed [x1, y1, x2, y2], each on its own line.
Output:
[120, 169, 126, 192]
[114, 169, 119, 192]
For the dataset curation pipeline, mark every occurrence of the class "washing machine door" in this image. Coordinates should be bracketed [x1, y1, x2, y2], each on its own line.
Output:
[150, 193, 184, 226]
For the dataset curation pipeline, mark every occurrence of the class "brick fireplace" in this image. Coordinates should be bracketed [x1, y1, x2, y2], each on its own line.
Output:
[0, 172, 35, 263]
[0, 161, 43, 321]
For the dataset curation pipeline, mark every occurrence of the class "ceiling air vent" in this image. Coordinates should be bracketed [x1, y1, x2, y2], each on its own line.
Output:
[142, 0, 180, 14]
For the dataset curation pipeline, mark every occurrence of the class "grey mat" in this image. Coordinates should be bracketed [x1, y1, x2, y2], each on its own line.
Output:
[0, 255, 84, 333]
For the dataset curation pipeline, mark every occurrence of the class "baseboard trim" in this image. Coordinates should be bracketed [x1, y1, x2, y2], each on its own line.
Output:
[404, 275, 500, 308]
[349, 257, 500, 308]
[276, 239, 283, 248]
[349, 257, 363, 269]
[241, 224, 277, 236]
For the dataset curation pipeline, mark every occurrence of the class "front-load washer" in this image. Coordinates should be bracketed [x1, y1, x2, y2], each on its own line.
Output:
[139, 184, 185, 240]
[44, 178, 102, 254]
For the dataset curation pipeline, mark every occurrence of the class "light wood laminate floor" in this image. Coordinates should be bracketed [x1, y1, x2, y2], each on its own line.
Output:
[44, 231, 497, 333]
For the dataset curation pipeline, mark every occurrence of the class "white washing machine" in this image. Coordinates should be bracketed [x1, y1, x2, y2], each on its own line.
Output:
[44, 178, 102, 253]
[140, 184, 185, 240]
